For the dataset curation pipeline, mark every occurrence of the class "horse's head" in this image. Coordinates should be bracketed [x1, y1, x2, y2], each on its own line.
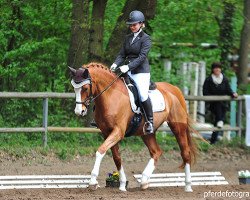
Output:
[69, 66, 92, 116]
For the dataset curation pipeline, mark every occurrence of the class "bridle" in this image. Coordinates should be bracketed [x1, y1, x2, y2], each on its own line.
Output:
[72, 78, 93, 108]
[71, 71, 123, 109]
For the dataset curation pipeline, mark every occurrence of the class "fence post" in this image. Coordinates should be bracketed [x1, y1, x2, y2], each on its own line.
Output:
[163, 59, 172, 80]
[230, 77, 237, 137]
[197, 61, 206, 123]
[181, 62, 189, 112]
[43, 98, 48, 147]
[189, 62, 199, 121]
[237, 99, 242, 138]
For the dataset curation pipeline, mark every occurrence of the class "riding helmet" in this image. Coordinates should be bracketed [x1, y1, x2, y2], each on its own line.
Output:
[126, 10, 145, 25]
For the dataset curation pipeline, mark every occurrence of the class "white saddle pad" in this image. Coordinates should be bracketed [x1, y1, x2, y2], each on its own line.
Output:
[124, 81, 165, 114]
[149, 89, 166, 112]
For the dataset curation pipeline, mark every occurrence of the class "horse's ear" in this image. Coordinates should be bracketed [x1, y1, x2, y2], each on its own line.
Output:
[82, 68, 89, 79]
[68, 66, 76, 76]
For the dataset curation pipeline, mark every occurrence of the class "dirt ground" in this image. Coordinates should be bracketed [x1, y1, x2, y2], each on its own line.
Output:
[0, 146, 250, 200]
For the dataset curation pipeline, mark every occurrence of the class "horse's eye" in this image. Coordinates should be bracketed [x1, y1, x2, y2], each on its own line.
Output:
[82, 87, 88, 92]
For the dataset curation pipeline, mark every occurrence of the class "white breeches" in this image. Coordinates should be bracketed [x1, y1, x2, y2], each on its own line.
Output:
[128, 72, 150, 102]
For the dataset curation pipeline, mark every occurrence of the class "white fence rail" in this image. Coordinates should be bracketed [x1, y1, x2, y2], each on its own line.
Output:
[133, 171, 228, 187]
[0, 175, 91, 189]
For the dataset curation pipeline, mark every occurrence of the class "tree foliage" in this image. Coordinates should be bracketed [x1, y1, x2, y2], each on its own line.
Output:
[149, 0, 244, 82]
[1, 0, 71, 92]
[0, 0, 247, 131]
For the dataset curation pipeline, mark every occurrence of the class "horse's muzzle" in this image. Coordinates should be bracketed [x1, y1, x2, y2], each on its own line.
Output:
[74, 107, 88, 116]
[81, 109, 88, 116]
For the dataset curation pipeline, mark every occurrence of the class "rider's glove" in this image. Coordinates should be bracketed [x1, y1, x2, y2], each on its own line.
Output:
[119, 65, 129, 73]
[110, 63, 117, 71]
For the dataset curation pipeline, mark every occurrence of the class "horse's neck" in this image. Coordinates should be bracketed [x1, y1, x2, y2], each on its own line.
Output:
[89, 68, 126, 102]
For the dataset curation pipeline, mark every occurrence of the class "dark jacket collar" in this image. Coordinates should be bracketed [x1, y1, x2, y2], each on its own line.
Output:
[129, 31, 145, 45]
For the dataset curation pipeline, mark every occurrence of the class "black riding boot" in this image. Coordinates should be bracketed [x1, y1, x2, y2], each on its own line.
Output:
[142, 98, 154, 134]
[210, 131, 218, 144]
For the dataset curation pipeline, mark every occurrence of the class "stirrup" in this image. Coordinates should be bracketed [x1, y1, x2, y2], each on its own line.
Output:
[143, 121, 154, 135]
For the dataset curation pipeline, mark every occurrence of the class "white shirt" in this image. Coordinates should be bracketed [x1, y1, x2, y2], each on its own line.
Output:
[131, 29, 142, 43]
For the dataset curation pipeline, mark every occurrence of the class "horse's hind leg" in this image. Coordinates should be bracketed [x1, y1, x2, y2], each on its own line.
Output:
[111, 143, 127, 191]
[141, 134, 163, 190]
[168, 122, 193, 192]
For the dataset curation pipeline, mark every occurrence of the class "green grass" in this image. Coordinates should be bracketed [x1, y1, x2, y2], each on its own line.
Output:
[0, 132, 249, 160]
[247, 84, 250, 94]
[213, 136, 250, 151]
[0, 132, 103, 160]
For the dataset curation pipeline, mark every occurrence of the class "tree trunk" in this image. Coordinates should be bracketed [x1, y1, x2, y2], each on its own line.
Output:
[138, 0, 157, 33]
[105, 0, 157, 65]
[238, 0, 250, 87]
[104, 0, 139, 64]
[88, 0, 107, 62]
[67, 0, 89, 69]
[83, 0, 107, 126]
[67, 0, 92, 126]
[218, 1, 235, 70]
[1, 1, 22, 91]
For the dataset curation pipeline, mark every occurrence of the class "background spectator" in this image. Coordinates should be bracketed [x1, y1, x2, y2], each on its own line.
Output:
[203, 62, 238, 144]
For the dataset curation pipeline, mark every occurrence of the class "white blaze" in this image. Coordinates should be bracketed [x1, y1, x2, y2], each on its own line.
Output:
[74, 87, 82, 115]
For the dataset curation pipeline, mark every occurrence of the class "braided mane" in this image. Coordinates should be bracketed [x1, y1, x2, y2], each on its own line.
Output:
[83, 62, 113, 73]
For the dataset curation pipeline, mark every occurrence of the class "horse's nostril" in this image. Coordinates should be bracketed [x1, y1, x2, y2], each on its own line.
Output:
[81, 109, 87, 116]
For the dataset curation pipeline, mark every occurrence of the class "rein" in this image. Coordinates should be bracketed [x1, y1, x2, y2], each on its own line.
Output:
[75, 71, 123, 107]
[91, 71, 123, 102]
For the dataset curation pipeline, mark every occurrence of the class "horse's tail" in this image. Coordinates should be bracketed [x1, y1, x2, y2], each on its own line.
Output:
[179, 117, 199, 168]
[173, 85, 202, 169]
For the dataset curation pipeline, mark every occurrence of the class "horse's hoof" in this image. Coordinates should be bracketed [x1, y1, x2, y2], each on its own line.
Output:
[88, 184, 100, 190]
[141, 182, 149, 190]
[119, 187, 127, 192]
[185, 186, 193, 192]
[119, 182, 127, 192]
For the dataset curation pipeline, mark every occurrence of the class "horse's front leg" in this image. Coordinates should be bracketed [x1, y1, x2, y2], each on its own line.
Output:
[89, 151, 105, 189]
[89, 127, 122, 189]
[111, 143, 127, 191]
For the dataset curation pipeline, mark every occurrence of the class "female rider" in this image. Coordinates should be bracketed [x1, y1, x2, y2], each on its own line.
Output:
[110, 10, 153, 134]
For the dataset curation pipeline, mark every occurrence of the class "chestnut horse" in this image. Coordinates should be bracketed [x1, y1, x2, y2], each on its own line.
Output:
[69, 63, 197, 192]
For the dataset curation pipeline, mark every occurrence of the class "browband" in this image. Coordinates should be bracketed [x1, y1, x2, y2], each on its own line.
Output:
[71, 79, 91, 88]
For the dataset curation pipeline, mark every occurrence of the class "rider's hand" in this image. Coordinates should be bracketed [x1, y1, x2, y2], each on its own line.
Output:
[119, 65, 129, 73]
[110, 63, 117, 71]
[232, 92, 238, 98]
